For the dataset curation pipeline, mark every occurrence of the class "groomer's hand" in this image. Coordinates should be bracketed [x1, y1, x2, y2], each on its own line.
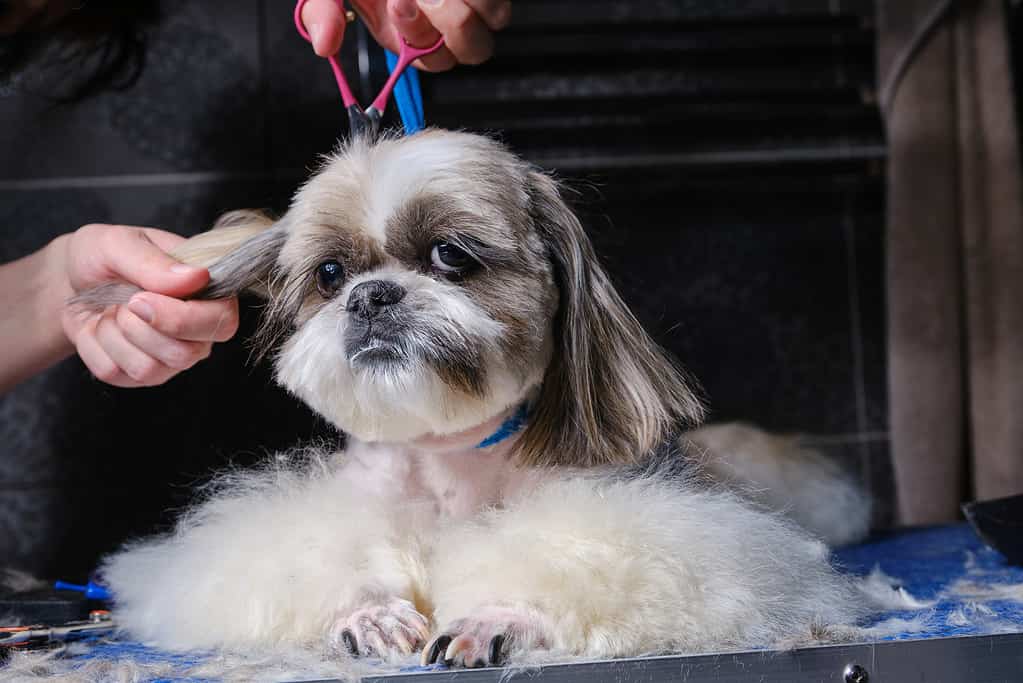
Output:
[53, 224, 239, 388]
[300, 0, 511, 71]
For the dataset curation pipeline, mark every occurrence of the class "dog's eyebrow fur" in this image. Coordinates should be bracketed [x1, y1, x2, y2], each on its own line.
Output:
[442, 233, 520, 271]
[386, 195, 523, 270]
[290, 225, 384, 275]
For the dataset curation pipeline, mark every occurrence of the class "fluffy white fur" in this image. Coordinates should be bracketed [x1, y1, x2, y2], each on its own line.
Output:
[103, 446, 867, 657]
[428, 474, 866, 656]
[98, 130, 876, 667]
[1, 641, 384, 683]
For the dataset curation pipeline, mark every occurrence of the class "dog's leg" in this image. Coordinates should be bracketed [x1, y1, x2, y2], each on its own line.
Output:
[102, 455, 429, 654]
[327, 596, 430, 658]
[424, 474, 867, 666]
[421, 603, 552, 667]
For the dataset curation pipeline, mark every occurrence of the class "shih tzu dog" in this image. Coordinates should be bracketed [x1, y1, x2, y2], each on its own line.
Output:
[87, 130, 872, 667]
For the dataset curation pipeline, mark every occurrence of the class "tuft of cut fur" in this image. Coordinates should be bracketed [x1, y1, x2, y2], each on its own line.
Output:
[1, 568, 47, 593]
[0, 640, 387, 683]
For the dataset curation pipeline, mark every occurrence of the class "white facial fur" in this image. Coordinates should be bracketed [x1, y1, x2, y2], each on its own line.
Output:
[275, 266, 543, 442]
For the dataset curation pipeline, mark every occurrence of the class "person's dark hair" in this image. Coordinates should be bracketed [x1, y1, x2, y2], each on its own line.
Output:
[0, 1, 160, 102]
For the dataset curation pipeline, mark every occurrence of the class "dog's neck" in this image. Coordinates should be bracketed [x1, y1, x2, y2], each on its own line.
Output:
[407, 402, 527, 455]
[341, 404, 538, 519]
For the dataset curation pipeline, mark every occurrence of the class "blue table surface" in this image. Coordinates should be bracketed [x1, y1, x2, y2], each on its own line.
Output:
[42, 524, 1023, 680]
[833, 523, 1023, 640]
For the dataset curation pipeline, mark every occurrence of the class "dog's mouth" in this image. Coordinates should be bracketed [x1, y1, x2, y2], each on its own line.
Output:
[348, 338, 403, 365]
[345, 323, 408, 366]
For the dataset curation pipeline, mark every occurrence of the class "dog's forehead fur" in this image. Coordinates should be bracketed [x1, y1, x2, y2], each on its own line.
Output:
[281, 130, 536, 268]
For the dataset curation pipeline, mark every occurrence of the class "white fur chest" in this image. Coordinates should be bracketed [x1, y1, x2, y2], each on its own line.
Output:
[338, 438, 541, 520]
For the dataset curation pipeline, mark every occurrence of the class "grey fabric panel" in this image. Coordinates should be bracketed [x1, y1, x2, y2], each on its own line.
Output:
[956, 1, 1023, 503]
[880, 0, 967, 523]
[880, 0, 1023, 523]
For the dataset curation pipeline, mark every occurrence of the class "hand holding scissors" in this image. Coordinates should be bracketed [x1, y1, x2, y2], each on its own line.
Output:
[296, 0, 446, 137]
[298, 0, 512, 71]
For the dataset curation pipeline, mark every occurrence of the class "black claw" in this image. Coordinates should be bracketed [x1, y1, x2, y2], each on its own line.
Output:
[341, 629, 359, 656]
[489, 634, 505, 666]
[427, 635, 452, 664]
[472, 658, 487, 668]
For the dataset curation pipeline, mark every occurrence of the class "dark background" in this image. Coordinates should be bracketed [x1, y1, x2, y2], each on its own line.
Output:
[0, 0, 890, 577]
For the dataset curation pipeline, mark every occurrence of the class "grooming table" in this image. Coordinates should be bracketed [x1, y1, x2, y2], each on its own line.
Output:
[32, 525, 1023, 682]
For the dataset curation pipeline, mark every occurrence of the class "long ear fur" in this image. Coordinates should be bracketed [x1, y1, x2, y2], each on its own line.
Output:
[517, 172, 705, 468]
[188, 210, 285, 300]
[70, 209, 286, 312]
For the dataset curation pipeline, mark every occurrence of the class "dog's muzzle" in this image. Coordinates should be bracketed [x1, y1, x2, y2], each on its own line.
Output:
[346, 280, 406, 320]
[345, 280, 408, 364]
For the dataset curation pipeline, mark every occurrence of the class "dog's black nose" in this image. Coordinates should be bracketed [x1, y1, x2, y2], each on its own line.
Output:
[346, 280, 406, 319]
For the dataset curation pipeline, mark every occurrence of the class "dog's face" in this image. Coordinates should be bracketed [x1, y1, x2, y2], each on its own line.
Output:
[193, 130, 704, 465]
[266, 132, 558, 442]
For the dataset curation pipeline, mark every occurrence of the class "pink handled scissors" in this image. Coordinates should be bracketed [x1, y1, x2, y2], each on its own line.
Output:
[294, 0, 445, 137]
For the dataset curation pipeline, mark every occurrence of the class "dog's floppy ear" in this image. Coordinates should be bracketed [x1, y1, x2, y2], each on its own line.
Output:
[71, 210, 286, 312]
[516, 172, 705, 468]
[183, 210, 286, 300]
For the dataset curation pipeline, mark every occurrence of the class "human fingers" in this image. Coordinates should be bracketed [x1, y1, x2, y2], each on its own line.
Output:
[384, 0, 456, 71]
[94, 309, 179, 386]
[462, 0, 511, 31]
[73, 316, 144, 388]
[116, 305, 213, 371]
[300, 0, 347, 56]
[69, 224, 208, 299]
[127, 292, 240, 343]
[414, 0, 494, 65]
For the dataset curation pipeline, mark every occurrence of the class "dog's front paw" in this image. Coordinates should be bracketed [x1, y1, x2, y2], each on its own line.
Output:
[422, 604, 551, 668]
[327, 597, 430, 658]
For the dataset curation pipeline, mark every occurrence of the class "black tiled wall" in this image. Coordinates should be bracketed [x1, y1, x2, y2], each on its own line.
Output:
[0, 0, 888, 577]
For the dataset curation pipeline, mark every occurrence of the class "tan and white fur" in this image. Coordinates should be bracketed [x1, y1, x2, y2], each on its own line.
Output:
[94, 130, 871, 667]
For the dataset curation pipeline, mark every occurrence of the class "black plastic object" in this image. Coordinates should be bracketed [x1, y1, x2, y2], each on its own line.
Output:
[963, 493, 1023, 566]
[0, 588, 95, 626]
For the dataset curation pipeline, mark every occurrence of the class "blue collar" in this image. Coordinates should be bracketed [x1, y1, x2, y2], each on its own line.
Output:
[476, 403, 530, 449]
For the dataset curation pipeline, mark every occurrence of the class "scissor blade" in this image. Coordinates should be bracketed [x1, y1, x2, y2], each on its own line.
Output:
[348, 105, 381, 140]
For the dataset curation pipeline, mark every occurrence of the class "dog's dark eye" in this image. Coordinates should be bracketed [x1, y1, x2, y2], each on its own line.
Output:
[314, 260, 345, 297]
[431, 242, 476, 274]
